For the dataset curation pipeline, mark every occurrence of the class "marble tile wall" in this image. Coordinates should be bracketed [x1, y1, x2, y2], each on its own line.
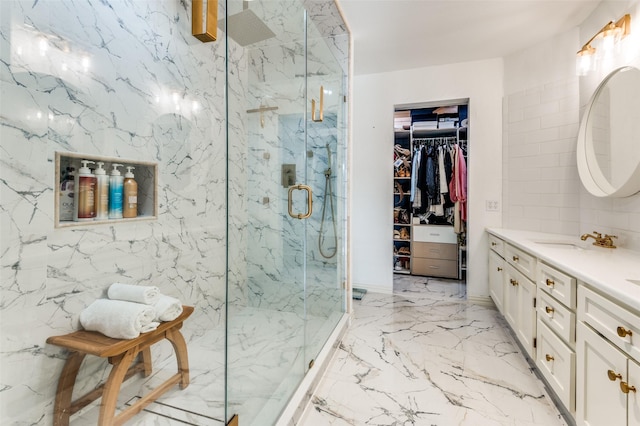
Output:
[0, 0, 347, 423]
[0, 0, 230, 422]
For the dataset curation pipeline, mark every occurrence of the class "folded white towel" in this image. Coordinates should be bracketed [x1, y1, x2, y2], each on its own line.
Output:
[140, 321, 160, 334]
[79, 299, 156, 339]
[153, 295, 183, 322]
[108, 283, 160, 305]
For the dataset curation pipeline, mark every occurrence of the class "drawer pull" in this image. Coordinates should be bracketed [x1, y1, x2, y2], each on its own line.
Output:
[617, 326, 633, 338]
[545, 279, 555, 287]
[512, 255, 519, 262]
[510, 278, 518, 286]
[621, 382, 637, 394]
[545, 306, 554, 314]
[545, 354, 554, 362]
[608, 370, 622, 381]
[491, 242, 497, 246]
[497, 267, 503, 272]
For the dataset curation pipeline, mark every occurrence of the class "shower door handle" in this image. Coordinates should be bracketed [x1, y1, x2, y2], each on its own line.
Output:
[288, 184, 313, 219]
[311, 86, 324, 122]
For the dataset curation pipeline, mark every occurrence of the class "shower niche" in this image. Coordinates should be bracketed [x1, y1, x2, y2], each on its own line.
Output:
[54, 152, 158, 227]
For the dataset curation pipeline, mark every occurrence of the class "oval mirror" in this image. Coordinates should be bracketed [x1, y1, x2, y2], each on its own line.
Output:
[577, 66, 640, 197]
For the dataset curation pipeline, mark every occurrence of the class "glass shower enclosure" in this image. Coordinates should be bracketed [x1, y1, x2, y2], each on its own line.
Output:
[225, 0, 348, 424]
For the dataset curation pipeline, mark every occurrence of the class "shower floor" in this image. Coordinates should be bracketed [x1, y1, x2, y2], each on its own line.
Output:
[68, 306, 343, 426]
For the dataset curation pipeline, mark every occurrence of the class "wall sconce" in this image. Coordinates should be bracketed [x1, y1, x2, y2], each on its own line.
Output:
[576, 13, 631, 76]
[192, 0, 217, 42]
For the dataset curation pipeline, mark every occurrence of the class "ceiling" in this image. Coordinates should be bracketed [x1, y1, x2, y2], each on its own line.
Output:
[338, 0, 601, 75]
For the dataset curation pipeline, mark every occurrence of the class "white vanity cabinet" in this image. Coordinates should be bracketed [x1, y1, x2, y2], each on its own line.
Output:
[576, 284, 640, 426]
[488, 235, 505, 313]
[504, 244, 537, 359]
[535, 262, 577, 412]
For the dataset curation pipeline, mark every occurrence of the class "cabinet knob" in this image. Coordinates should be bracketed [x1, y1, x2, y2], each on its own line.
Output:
[491, 242, 497, 246]
[545, 279, 555, 287]
[545, 306, 554, 314]
[512, 255, 519, 262]
[510, 278, 519, 286]
[617, 326, 633, 338]
[607, 369, 622, 381]
[545, 354, 554, 362]
[621, 382, 637, 394]
[497, 267, 503, 272]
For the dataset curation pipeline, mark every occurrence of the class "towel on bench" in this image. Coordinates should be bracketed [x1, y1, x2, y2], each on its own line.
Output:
[154, 295, 183, 322]
[80, 299, 159, 339]
[108, 283, 160, 305]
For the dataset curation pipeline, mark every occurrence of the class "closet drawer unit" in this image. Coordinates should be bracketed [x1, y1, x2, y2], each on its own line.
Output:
[536, 320, 576, 411]
[505, 244, 537, 281]
[578, 284, 640, 361]
[413, 225, 457, 244]
[537, 288, 576, 346]
[537, 262, 576, 310]
[413, 242, 457, 260]
[488, 234, 504, 258]
[412, 258, 458, 278]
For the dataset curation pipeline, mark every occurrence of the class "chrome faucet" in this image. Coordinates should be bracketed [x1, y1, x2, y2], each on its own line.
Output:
[580, 231, 617, 249]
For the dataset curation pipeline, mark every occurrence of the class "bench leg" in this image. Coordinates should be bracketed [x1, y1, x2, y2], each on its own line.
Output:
[53, 351, 86, 426]
[166, 328, 190, 389]
[140, 347, 152, 377]
[98, 348, 137, 426]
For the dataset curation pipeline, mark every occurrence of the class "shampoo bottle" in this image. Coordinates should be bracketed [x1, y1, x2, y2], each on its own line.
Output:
[123, 166, 138, 218]
[74, 160, 96, 221]
[59, 166, 75, 221]
[108, 163, 124, 219]
[94, 162, 109, 220]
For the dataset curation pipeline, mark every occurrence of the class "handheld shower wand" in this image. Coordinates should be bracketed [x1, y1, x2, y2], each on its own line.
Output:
[319, 143, 337, 259]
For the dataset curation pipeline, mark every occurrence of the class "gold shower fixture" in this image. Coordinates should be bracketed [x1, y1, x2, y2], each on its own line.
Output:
[576, 13, 631, 75]
[311, 86, 324, 122]
[192, 0, 217, 42]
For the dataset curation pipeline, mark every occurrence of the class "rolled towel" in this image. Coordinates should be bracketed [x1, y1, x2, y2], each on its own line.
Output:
[154, 295, 183, 322]
[108, 283, 160, 305]
[79, 299, 155, 339]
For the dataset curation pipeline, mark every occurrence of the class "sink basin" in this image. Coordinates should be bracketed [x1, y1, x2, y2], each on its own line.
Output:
[533, 241, 584, 250]
[628, 279, 640, 285]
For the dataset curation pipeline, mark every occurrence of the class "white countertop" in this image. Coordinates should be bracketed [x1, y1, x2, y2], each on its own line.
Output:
[487, 228, 640, 313]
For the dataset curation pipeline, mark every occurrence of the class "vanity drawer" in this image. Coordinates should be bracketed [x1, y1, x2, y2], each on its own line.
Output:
[413, 225, 457, 244]
[488, 234, 504, 258]
[537, 262, 576, 310]
[536, 319, 576, 412]
[537, 288, 576, 346]
[412, 258, 458, 278]
[578, 284, 640, 361]
[413, 242, 457, 260]
[505, 244, 537, 281]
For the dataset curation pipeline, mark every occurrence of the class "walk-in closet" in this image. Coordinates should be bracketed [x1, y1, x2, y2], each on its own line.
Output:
[393, 100, 469, 280]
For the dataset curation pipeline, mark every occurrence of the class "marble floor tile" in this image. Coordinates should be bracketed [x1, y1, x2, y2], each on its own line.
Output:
[299, 275, 568, 426]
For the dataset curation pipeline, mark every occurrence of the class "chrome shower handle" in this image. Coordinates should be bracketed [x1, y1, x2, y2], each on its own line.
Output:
[311, 86, 324, 122]
[288, 184, 313, 219]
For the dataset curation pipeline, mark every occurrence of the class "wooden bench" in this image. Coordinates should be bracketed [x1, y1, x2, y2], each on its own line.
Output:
[46, 305, 194, 426]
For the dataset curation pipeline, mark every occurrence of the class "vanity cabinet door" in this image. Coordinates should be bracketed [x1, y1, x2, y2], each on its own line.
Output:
[504, 263, 536, 358]
[576, 322, 627, 426]
[489, 250, 505, 314]
[630, 360, 640, 426]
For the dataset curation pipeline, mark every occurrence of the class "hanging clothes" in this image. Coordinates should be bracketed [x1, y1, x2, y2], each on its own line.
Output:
[449, 144, 467, 234]
[410, 147, 421, 203]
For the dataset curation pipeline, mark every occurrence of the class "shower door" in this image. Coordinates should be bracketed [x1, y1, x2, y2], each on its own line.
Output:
[225, 0, 346, 425]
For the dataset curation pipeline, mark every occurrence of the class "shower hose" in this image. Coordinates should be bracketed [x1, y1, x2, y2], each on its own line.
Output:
[319, 143, 338, 259]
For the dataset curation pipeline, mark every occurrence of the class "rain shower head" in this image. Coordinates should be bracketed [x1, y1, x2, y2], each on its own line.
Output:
[220, 2, 276, 46]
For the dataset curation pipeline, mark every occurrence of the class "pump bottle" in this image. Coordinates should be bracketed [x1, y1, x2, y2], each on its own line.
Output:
[73, 160, 96, 221]
[94, 162, 109, 220]
[109, 164, 124, 219]
[123, 166, 138, 218]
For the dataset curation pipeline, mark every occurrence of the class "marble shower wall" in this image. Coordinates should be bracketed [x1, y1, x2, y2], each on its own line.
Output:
[0, 0, 232, 422]
[230, 0, 349, 317]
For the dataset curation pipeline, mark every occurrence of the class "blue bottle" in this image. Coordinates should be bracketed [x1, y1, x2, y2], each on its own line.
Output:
[108, 163, 124, 219]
